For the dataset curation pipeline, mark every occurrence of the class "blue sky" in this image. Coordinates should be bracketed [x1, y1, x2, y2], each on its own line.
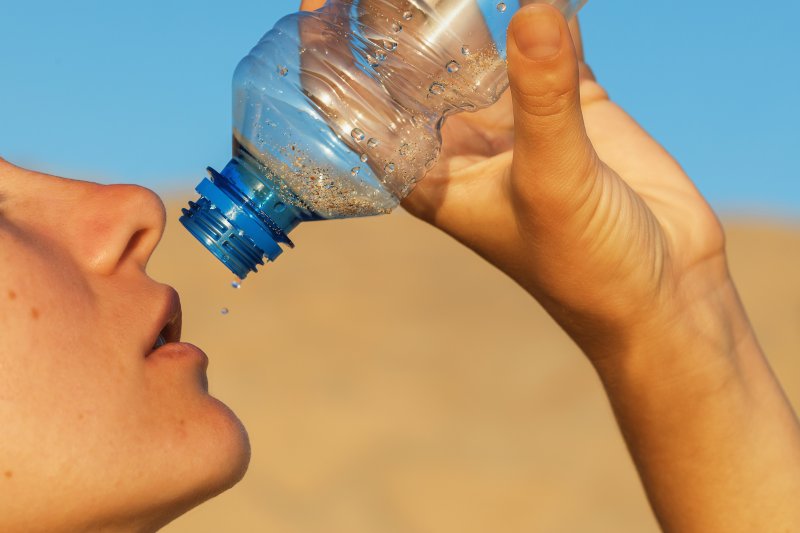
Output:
[1, 1, 798, 217]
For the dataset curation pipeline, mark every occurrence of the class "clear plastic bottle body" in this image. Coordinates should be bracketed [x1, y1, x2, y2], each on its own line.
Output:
[182, 0, 586, 277]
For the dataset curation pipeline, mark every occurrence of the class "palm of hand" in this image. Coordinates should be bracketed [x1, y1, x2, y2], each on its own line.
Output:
[404, 59, 725, 337]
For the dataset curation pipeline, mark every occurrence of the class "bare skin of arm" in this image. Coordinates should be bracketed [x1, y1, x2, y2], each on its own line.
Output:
[300, 2, 800, 530]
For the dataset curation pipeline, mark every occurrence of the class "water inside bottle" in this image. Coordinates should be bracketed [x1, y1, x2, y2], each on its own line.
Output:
[182, 0, 587, 276]
[230, 1, 524, 220]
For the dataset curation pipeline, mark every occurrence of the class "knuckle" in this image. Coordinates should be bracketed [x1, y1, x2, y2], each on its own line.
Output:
[514, 83, 578, 118]
[509, 65, 579, 118]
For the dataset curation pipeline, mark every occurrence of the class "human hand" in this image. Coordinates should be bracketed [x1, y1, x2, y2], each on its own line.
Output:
[399, 5, 737, 363]
[397, 7, 800, 532]
[297, 5, 800, 532]
[296, 1, 734, 362]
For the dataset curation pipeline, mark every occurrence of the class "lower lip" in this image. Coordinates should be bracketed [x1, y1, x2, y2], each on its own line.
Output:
[147, 342, 209, 369]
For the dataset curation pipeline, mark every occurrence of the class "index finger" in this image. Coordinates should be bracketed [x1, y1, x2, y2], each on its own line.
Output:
[568, 16, 596, 81]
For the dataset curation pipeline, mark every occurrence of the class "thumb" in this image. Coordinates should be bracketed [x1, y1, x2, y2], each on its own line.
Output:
[507, 5, 599, 211]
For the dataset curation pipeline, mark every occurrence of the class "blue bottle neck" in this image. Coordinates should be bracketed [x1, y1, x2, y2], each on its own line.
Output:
[180, 156, 319, 278]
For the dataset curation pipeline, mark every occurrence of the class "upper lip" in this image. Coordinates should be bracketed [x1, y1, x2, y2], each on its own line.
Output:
[147, 286, 182, 355]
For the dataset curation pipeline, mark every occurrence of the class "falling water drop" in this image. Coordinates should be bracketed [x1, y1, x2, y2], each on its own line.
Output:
[360, 153, 369, 163]
[351, 166, 361, 176]
[367, 138, 380, 149]
[231, 280, 242, 289]
[496, 2, 507, 12]
[446, 60, 461, 73]
[461, 45, 471, 56]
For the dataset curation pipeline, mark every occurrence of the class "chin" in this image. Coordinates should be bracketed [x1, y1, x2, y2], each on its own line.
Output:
[196, 396, 252, 492]
[142, 398, 251, 532]
[211, 397, 251, 482]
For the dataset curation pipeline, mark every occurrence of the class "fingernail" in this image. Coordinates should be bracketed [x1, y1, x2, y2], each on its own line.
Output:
[513, 5, 563, 60]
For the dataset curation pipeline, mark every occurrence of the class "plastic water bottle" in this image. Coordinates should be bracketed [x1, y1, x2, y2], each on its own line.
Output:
[181, 0, 586, 278]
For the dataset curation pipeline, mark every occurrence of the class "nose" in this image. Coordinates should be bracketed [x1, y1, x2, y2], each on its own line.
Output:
[75, 184, 167, 274]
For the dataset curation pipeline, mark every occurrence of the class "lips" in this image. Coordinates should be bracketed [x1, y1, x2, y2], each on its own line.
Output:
[147, 287, 182, 355]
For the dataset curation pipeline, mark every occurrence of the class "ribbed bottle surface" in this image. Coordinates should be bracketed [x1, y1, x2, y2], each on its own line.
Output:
[230, 0, 585, 219]
[183, 0, 587, 276]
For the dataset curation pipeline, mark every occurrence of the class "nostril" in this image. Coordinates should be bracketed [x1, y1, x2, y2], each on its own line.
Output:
[98, 184, 167, 273]
[117, 228, 150, 268]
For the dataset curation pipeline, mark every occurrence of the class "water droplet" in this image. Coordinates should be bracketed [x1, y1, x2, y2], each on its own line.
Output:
[402, 11, 413, 20]
[391, 22, 402, 33]
[367, 138, 380, 149]
[446, 60, 461, 73]
[399, 143, 411, 157]
[351, 128, 366, 142]
[351, 166, 361, 176]
[376, 51, 387, 62]
[461, 45, 471, 56]
[383, 40, 398, 51]
[429, 82, 446, 95]
[384, 162, 396, 173]
[496, 2, 507, 12]
[231, 280, 241, 289]
[277, 65, 288, 76]
[360, 153, 369, 163]
[221, 307, 230, 315]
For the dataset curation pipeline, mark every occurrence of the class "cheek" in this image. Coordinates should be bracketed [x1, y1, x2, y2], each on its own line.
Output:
[1, 258, 90, 398]
[0, 248, 143, 466]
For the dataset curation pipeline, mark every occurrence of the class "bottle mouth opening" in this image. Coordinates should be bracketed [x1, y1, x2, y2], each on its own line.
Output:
[180, 197, 265, 279]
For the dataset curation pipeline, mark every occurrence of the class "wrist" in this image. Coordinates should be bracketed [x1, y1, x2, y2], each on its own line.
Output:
[586, 265, 758, 392]
[580, 262, 800, 533]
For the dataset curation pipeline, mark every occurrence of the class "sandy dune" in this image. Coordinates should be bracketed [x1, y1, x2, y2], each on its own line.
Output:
[153, 204, 799, 533]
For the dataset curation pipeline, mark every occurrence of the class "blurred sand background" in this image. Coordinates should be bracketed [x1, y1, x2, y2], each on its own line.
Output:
[152, 203, 799, 533]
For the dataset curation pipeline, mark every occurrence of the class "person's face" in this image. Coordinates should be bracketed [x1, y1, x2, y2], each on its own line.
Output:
[0, 160, 250, 532]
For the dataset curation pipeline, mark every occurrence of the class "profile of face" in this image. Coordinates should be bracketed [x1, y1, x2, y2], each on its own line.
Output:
[0, 159, 250, 532]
